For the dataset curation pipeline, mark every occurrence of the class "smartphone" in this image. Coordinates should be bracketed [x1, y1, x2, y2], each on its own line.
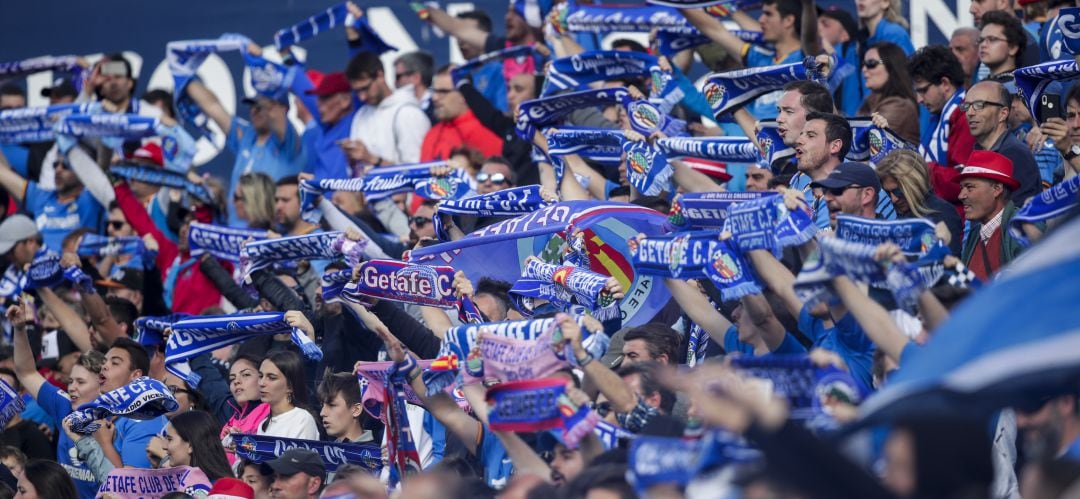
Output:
[1040, 93, 1063, 122]
[100, 61, 128, 77]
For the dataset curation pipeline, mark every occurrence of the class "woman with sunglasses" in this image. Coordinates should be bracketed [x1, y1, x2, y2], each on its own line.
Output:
[858, 42, 921, 145]
[875, 150, 963, 254]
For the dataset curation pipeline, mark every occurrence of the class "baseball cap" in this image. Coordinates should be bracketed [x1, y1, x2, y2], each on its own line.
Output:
[304, 72, 350, 97]
[96, 266, 144, 291]
[261, 448, 327, 478]
[129, 143, 164, 168]
[0, 215, 40, 255]
[40, 77, 78, 100]
[810, 162, 881, 192]
[208, 477, 255, 499]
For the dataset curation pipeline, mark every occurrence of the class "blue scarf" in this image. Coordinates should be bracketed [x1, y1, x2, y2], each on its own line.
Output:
[241, 52, 298, 103]
[0, 380, 24, 430]
[165, 312, 322, 386]
[834, 215, 937, 256]
[452, 45, 538, 85]
[656, 28, 765, 57]
[726, 195, 816, 255]
[516, 87, 631, 140]
[847, 118, 916, 164]
[239, 232, 365, 279]
[923, 90, 966, 165]
[544, 127, 627, 180]
[233, 433, 381, 472]
[319, 269, 352, 304]
[134, 314, 190, 348]
[656, 136, 760, 164]
[543, 50, 657, 96]
[344, 260, 457, 308]
[704, 238, 762, 302]
[62, 266, 95, 294]
[1015, 60, 1080, 127]
[1049, 10, 1079, 57]
[513, 0, 554, 27]
[187, 222, 267, 263]
[167, 36, 251, 133]
[77, 234, 145, 258]
[625, 140, 672, 196]
[730, 355, 862, 429]
[24, 250, 64, 291]
[273, 3, 395, 54]
[647, 0, 760, 7]
[441, 315, 608, 379]
[627, 436, 702, 493]
[111, 165, 214, 205]
[629, 230, 720, 279]
[756, 120, 795, 167]
[64, 377, 179, 434]
[704, 56, 825, 118]
[0, 55, 83, 80]
[298, 161, 470, 223]
[0, 103, 100, 143]
[434, 185, 551, 241]
[386, 358, 422, 486]
[55, 113, 157, 154]
[510, 259, 620, 320]
[1010, 173, 1080, 245]
[486, 379, 600, 448]
[668, 191, 777, 229]
[563, 3, 698, 33]
[625, 99, 686, 137]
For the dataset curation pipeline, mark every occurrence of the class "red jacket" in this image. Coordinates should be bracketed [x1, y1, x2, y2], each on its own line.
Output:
[928, 110, 975, 216]
[420, 109, 504, 161]
[114, 182, 225, 314]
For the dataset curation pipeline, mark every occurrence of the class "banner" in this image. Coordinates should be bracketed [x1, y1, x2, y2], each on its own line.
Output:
[95, 466, 211, 499]
[343, 260, 457, 308]
[77, 234, 146, 258]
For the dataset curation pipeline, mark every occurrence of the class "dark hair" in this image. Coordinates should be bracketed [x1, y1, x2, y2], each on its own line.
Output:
[908, 45, 965, 89]
[622, 323, 681, 364]
[611, 39, 648, 52]
[475, 278, 512, 320]
[0, 369, 19, 392]
[263, 350, 309, 408]
[1067, 82, 1080, 109]
[457, 11, 493, 33]
[106, 295, 138, 334]
[109, 337, 150, 378]
[896, 417, 995, 498]
[763, 0, 802, 36]
[868, 42, 918, 104]
[141, 89, 176, 118]
[631, 195, 672, 213]
[616, 362, 676, 414]
[317, 371, 361, 407]
[564, 464, 636, 499]
[804, 111, 853, 159]
[275, 174, 299, 188]
[782, 80, 834, 114]
[345, 51, 385, 82]
[980, 10, 1027, 68]
[21, 460, 77, 499]
[0, 447, 25, 468]
[0, 83, 24, 99]
[395, 51, 435, 88]
[169, 411, 233, 482]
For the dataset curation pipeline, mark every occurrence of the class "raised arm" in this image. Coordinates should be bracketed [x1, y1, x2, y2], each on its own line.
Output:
[664, 278, 732, 338]
[183, 80, 233, 136]
[746, 249, 803, 319]
[830, 276, 908, 365]
[35, 288, 93, 352]
[741, 293, 789, 351]
[62, 253, 126, 343]
[671, 159, 724, 193]
[7, 304, 48, 403]
[421, 6, 490, 52]
[799, 0, 823, 56]
[559, 314, 636, 413]
[66, 146, 115, 207]
[0, 147, 28, 203]
[680, 9, 746, 62]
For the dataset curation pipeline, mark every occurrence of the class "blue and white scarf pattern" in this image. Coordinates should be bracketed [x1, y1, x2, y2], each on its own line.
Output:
[233, 433, 381, 472]
[0, 380, 24, 430]
[451, 45, 538, 85]
[1015, 60, 1080, 127]
[77, 234, 145, 258]
[509, 259, 620, 320]
[1010, 173, 1080, 245]
[703, 238, 762, 302]
[847, 118, 916, 164]
[63, 377, 179, 434]
[239, 232, 365, 279]
[111, 165, 214, 205]
[1055, 9, 1080, 59]
[23, 249, 64, 291]
[629, 230, 720, 279]
[834, 215, 937, 256]
[726, 195, 816, 255]
[729, 354, 862, 430]
[543, 51, 657, 96]
[562, 3, 698, 33]
[298, 161, 470, 223]
[923, 90, 966, 165]
[343, 260, 457, 308]
[54, 113, 158, 155]
[668, 191, 777, 229]
[624, 140, 672, 196]
[756, 120, 795, 167]
[434, 185, 551, 240]
[656, 28, 765, 58]
[0, 55, 83, 80]
[187, 223, 268, 263]
[273, 2, 396, 54]
[0, 103, 100, 144]
[544, 127, 627, 178]
[167, 36, 251, 133]
[625, 99, 686, 137]
[703, 56, 825, 118]
[62, 266, 95, 294]
[165, 312, 322, 386]
[515, 87, 632, 140]
[134, 314, 190, 347]
[656, 136, 760, 164]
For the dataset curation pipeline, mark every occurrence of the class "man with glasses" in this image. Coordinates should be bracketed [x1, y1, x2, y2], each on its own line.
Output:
[420, 65, 504, 162]
[964, 80, 1040, 204]
[909, 46, 975, 214]
[977, 11, 1027, 81]
[345, 51, 430, 169]
[394, 51, 435, 122]
[811, 161, 882, 229]
[476, 158, 515, 195]
[409, 200, 438, 242]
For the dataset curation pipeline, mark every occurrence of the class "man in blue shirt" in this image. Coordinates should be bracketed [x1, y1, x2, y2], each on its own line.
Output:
[182, 79, 304, 227]
[0, 147, 104, 252]
[293, 72, 358, 180]
[859, 0, 915, 55]
[92, 337, 167, 469]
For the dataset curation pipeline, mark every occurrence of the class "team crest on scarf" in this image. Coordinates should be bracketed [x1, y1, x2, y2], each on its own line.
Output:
[668, 198, 686, 226]
[667, 235, 690, 277]
[628, 101, 663, 134]
[712, 252, 740, 281]
[628, 150, 649, 175]
[703, 82, 725, 108]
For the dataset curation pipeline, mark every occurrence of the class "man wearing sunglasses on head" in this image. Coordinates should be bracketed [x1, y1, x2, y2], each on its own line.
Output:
[475, 158, 515, 195]
[963, 80, 1040, 205]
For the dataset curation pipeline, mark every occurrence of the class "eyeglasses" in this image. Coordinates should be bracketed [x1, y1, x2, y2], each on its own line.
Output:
[351, 80, 374, 96]
[977, 35, 1007, 45]
[167, 385, 191, 396]
[960, 100, 1006, 112]
[862, 59, 884, 69]
[477, 172, 508, 184]
[409, 216, 432, 227]
[395, 70, 415, 82]
[107, 220, 127, 230]
[824, 185, 861, 196]
[914, 83, 933, 95]
[431, 88, 455, 95]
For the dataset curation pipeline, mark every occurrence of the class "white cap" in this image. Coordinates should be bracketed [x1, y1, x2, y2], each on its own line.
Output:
[0, 215, 38, 254]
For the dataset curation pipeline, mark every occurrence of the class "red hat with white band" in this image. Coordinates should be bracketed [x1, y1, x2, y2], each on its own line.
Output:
[954, 150, 1020, 191]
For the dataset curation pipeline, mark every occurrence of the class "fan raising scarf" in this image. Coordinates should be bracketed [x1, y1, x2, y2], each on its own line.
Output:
[167, 36, 250, 133]
[656, 136, 760, 164]
[559, 2, 747, 33]
[187, 223, 268, 263]
[656, 28, 766, 57]
[77, 234, 145, 258]
[384, 358, 422, 486]
[111, 165, 214, 205]
[726, 195, 816, 255]
[474, 319, 572, 385]
[0, 379, 24, 430]
[756, 120, 795, 167]
[239, 231, 365, 279]
[134, 314, 190, 347]
[730, 354, 862, 429]
[834, 215, 937, 256]
[23, 249, 64, 291]
[486, 378, 600, 448]
[298, 161, 470, 223]
[165, 312, 322, 386]
[625, 99, 687, 137]
[233, 433, 381, 472]
[543, 50, 657, 96]
[0, 55, 83, 80]
[629, 230, 720, 279]
[274, 2, 395, 54]
[703, 56, 826, 118]
[452, 45, 538, 85]
[0, 103, 100, 143]
[515, 87, 631, 140]
[1015, 60, 1080, 126]
[509, 259, 621, 320]
[55, 113, 158, 154]
[624, 140, 672, 196]
[434, 185, 551, 241]
[544, 127, 628, 166]
[343, 260, 456, 307]
[668, 191, 777, 229]
[1010, 174, 1080, 245]
[63, 377, 178, 434]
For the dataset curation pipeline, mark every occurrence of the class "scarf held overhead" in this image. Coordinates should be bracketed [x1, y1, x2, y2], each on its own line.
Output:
[64, 377, 178, 434]
[233, 433, 381, 472]
[187, 222, 268, 262]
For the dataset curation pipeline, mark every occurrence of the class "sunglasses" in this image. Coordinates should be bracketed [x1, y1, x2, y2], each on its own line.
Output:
[824, 185, 861, 196]
[887, 186, 905, 200]
[477, 172, 508, 184]
[862, 59, 884, 69]
[107, 220, 127, 230]
[409, 216, 432, 227]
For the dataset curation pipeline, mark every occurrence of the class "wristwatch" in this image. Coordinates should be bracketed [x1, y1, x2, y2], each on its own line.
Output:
[1065, 144, 1080, 161]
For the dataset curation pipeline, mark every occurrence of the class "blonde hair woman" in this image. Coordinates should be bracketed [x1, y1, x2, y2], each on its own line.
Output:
[232, 172, 275, 229]
[876, 150, 963, 254]
[857, 0, 914, 55]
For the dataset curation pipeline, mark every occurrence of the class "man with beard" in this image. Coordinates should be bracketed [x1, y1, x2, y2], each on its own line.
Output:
[811, 161, 882, 228]
[1015, 392, 1080, 461]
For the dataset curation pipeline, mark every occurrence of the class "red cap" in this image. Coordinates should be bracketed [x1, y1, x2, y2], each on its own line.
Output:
[954, 150, 1019, 191]
[680, 157, 732, 182]
[130, 142, 164, 168]
[1018, 0, 1041, 5]
[208, 477, 254, 499]
[305, 72, 350, 96]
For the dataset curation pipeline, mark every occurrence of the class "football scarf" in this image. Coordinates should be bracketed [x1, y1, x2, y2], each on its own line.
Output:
[624, 139, 672, 196]
[0, 379, 23, 431]
[111, 165, 214, 205]
[726, 195, 816, 255]
[134, 314, 190, 348]
[703, 56, 826, 118]
[704, 238, 762, 302]
[730, 354, 862, 429]
[0, 102, 100, 143]
[1014, 54, 1080, 126]
[64, 377, 178, 434]
[23, 249, 64, 291]
[232, 433, 381, 472]
[515, 87, 632, 140]
[434, 185, 551, 241]
[187, 222, 268, 263]
[0, 55, 83, 80]
[274, 2, 396, 54]
[475, 318, 572, 384]
[77, 234, 146, 258]
[756, 119, 795, 167]
[1010, 173, 1080, 245]
[343, 260, 457, 308]
[656, 136, 761, 164]
[509, 258, 621, 320]
[239, 232, 365, 279]
[629, 230, 720, 279]
[167, 35, 251, 134]
[834, 215, 937, 256]
[542, 50, 657, 96]
[298, 161, 470, 223]
[486, 378, 601, 448]
[668, 191, 778, 229]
